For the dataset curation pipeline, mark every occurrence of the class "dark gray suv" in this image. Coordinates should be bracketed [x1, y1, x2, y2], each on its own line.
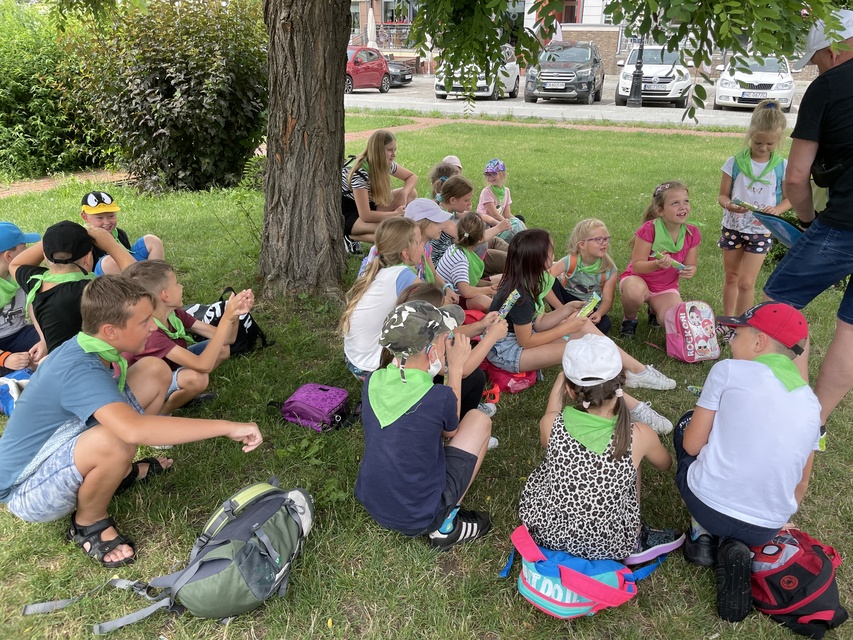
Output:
[524, 41, 605, 104]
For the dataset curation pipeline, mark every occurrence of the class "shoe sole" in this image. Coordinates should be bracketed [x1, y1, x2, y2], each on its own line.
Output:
[624, 532, 686, 565]
[625, 379, 677, 390]
[716, 540, 752, 622]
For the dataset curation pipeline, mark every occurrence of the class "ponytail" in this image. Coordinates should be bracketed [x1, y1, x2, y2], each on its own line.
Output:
[566, 371, 631, 460]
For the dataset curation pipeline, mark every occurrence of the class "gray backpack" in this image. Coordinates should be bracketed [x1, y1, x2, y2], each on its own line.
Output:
[24, 480, 314, 634]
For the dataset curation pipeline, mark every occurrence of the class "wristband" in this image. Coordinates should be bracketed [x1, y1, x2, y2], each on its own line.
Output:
[798, 215, 815, 229]
[0, 351, 10, 367]
[441, 283, 453, 293]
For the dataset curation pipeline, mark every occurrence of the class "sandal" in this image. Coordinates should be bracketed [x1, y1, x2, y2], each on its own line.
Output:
[115, 457, 170, 495]
[67, 512, 136, 568]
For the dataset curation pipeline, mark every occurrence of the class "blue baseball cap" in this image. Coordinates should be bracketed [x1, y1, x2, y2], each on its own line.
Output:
[0, 222, 40, 252]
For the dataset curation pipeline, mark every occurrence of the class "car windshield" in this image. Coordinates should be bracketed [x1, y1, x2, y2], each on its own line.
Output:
[627, 48, 680, 65]
[733, 57, 788, 74]
[540, 46, 590, 63]
[346, 49, 355, 62]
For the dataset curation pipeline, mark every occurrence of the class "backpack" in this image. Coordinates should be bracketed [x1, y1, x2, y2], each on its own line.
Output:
[663, 300, 720, 363]
[502, 525, 664, 620]
[751, 528, 848, 639]
[184, 287, 272, 355]
[24, 480, 314, 634]
[272, 383, 360, 432]
[557, 254, 607, 291]
[481, 359, 537, 394]
[731, 160, 785, 203]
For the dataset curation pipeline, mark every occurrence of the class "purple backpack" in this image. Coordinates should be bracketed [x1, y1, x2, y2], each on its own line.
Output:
[274, 384, 358, 432]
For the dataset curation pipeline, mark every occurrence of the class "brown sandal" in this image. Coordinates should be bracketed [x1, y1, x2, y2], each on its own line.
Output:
[67, 512, 136, 568]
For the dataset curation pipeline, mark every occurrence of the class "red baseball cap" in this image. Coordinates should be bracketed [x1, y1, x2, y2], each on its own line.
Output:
[717, 302, 808, 354]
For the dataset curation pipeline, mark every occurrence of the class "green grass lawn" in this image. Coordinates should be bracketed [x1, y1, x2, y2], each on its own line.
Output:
[0, 116, 850, 639]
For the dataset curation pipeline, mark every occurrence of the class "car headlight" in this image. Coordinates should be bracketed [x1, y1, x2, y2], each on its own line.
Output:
[775, 80, 794, 90]
[478, 72, 486, 81]
[676, 69, 688, 80]
[575, 68, 592, 78]
[621, 71, 632, 81]
[719, 78, 738, 89]
[528, 67, 539, 78]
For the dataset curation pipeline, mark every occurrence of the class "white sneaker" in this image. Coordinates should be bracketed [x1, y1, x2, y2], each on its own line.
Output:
[478, 402, 497, 418]
[626, 365, 676, 390]
[487, 436, 500, 450]
[630, 401, 673, 435]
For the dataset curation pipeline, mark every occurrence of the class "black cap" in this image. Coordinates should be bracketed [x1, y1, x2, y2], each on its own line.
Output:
[42, 221, 93, 264]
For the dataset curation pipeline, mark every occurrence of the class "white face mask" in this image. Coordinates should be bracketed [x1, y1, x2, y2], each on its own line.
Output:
[427, 351, 443, 377]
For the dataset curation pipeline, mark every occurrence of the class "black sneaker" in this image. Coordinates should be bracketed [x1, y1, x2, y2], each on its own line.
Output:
[648, 309, 661, 329]
[684, 532, 718, 567]
[181, 392, 217, 409]
[427, 509, 492, 551]
[343, 236, 363, 256]
[716, 538, 752, 622]
[620, 318, 639, 338]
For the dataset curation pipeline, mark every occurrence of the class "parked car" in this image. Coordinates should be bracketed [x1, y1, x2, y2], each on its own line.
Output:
[714, 56, 794, 112]
[383, 56, 414, 87]
[524, 41, 605, 104]
[615, 46, 692, 107]
[346, 46, 391, 94]
[434, 44, 520, 100]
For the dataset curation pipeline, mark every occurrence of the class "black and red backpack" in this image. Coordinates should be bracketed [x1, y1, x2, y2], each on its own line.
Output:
[751, 529, 848, 639]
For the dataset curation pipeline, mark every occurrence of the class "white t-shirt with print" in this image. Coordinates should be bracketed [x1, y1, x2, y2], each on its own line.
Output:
[721, 155, 788, 234]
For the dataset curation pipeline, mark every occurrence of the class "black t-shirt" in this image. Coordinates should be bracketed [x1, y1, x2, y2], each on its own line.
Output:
[792, 57, 853, 230]
[92, 228, 131, 262]
[489, 287, 537, 333]
[15, 265, 88, 353]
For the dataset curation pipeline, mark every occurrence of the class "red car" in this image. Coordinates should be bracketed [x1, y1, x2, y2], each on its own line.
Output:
[346, 46, 391, 94]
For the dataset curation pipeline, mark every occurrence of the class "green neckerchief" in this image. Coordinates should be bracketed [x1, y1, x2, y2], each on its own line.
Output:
[422, 258, 435, 283]
[534, 271, 555, 317]
[0, 276, 19, 309]
[25, 271, 95, 312]
[755, 354, 808, 392]
[562, 406, 617, 455]
[368, 365, 435, 428]
[734, 148, 784, 189]
[111, 228, 120, 241]
[76, 332, 127, 392]
[154, 311, 196, 345]
[452, 247, 485, 286]
[490, 185, 507, 203]
[577, 258, 602, 274]
[652, 217, 686, 255]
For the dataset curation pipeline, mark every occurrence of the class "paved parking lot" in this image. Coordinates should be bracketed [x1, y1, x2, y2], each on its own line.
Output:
[345, 75, 811, 128]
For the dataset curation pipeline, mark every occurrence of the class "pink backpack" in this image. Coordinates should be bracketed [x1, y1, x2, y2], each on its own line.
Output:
[664, 301, 720, 363]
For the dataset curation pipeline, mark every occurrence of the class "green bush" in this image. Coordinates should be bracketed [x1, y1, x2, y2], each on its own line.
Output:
[66, 0, 267, 191]
[0, 0, 105, 179]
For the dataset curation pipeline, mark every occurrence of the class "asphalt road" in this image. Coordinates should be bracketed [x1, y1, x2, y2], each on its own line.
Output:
[345, 75, 811, 128]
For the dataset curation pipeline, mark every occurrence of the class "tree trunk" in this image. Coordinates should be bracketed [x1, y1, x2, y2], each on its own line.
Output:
[260, 0, 350, 298]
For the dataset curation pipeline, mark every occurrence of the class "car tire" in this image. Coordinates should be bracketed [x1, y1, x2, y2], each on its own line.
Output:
[435, 93, 447, 100]
[713, 100, 723, 110]
[345, 76, 354, 94]
[524, 93, 537, 103]
[615, 91, 628, 106]
[490, 83, 501, 100]
[581, 87, 594, 105]
[784, 105, 792, 113]
[509, 77, 520, 99]
[595, 77, 604, 101]
[379, 74, 391, 93]
[675, 95, 688, 109]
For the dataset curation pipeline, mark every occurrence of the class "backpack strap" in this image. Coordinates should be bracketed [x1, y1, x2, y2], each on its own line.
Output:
[22, 578, 153, 616]
[731, 161, 785, 204]
[565, 254, 606, 290]
[93, 599, 172, 635]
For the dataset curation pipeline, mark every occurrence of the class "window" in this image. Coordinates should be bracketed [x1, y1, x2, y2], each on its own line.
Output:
[562, 0, 578, 24]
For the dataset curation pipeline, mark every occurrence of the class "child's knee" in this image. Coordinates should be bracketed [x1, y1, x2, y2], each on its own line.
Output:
[178, 369, 209, 394]
[143, 234, 164, 258]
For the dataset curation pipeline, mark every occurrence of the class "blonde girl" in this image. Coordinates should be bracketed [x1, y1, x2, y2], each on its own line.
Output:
[619, 181, 701, 339]
[718, 99, 791, 316]
[341, 130, 418, 248]
[477, 158, 526, 241]
[549, 218, 618, 335]
[435, 214, 497, 312]
[519, 335, 683, 562]
[341, 217, 424, 380]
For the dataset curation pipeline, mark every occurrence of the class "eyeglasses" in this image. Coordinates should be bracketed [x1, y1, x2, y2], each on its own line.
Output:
[585, 236, 611, 245]
[483, 172, 498, 177]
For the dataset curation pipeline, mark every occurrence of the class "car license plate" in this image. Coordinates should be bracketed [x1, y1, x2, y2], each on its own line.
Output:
[404, 74, 411, 80]
[743, 91, 767, 99]
[544, 82, 565, 89]
[643, 84, 668, 91]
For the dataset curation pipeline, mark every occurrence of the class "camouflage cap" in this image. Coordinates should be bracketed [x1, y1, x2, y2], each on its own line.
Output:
[380, 300, 464, 357]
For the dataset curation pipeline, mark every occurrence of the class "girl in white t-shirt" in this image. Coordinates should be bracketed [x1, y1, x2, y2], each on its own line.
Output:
[717, 100, 791, 316]
[341, 217, 424, 380]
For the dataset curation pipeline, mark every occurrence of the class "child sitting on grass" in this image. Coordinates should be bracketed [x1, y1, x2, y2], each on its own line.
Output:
[477, 158, 525, 241]
[80, 191, 165, 276]
[675, 302, 820, 622]
[355, 300, 492, 551]
[124, 260, 255, 415]
[0, 223, 45, 372]
[435, 214, 499, 312]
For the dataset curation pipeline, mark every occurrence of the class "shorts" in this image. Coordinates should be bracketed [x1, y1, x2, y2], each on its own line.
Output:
[345, 355, 371, 382]
[487, 333, 523, 373]
[165, 341, 209, 400]
[6, 434, 83, 522]
[94, 237, 150, 276]
[718, 227, 773, 253]
[0, 324, 40, 353]
[341, 196, 376, 237]
[764, 218, 853, 324]
[422, 446, 478, 535]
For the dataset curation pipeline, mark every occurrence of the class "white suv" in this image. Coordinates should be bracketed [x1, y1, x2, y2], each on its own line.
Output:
[615, 46, 692, 107]
[714, 56, 795, 112]
[435, 44, 520, 100]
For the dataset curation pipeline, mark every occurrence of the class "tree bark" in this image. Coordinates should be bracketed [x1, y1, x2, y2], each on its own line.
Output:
[260, 0, 350, 298]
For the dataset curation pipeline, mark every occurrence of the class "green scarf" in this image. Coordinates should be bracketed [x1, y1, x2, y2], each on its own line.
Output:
[422, 258, 435, 283]
[490, 185, 507, 204]
[76, 332, 128, 392]
[652, 217, 686, 254]
[562, 406, 617, 455]
[25, 271, 95, 312]
[734, 148, 784, 189]
[368, 365, 435, 428]
[576, 258, 602, 274]
[452, 247, 485, 286]
[755, 354, 808, 392]
[154, 311, 196, 345]
[535, 271, 555, 317]
[0, 276, 20, 309]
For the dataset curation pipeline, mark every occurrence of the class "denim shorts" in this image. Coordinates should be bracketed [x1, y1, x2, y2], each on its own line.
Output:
[764, 219, 853, 324]
[345, 356, 371, 382]
[487, 333, 523, 373]
[94, 237, 150, 276]
[6, 434, 83, 522]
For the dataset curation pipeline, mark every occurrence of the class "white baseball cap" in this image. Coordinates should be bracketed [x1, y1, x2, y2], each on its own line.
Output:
[793, 9, 853, 70]
[405, 198, 451, 223]
[443, 155, 463, 170]
[561, 334, 623, 387]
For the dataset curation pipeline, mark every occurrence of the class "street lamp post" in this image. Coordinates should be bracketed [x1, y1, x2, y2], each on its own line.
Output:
[627, 39, 645, 108]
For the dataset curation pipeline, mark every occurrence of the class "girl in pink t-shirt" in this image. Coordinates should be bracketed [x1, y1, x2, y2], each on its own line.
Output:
[477, 158, 525, 242]
[619, 181, 701, 338]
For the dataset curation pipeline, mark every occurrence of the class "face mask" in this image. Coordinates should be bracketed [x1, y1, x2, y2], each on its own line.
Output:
[428, 352, 443, 377]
